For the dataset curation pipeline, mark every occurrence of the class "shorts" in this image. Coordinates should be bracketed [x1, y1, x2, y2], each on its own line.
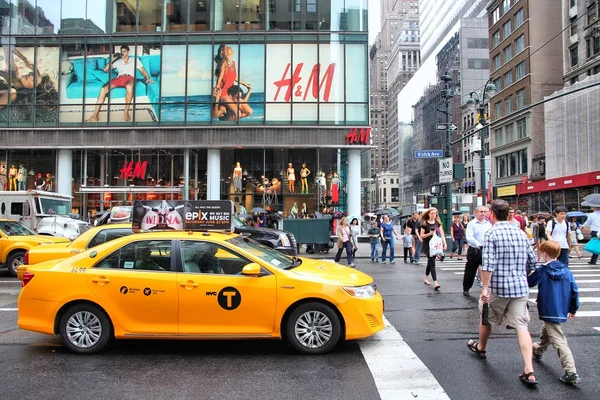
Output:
[479, 294, 530, 329]
[110, 75, 134, 88]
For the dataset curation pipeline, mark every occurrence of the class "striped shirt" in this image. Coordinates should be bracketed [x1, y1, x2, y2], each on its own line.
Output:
[482, 221, 537, 298]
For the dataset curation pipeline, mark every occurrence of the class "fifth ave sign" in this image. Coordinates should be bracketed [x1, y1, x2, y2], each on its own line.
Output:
[439, 158, 453, 183]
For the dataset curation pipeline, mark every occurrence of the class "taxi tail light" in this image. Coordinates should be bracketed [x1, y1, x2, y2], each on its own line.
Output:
[22, 272, 35, 287]
[23, 251, 29, 265]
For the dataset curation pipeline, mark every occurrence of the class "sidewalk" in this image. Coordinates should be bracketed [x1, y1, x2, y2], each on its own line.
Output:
[301, 241, 405, 260]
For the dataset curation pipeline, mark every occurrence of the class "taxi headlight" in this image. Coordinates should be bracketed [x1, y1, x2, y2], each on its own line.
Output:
[342, 285, 376, 299]
[279, 233, 291, 247]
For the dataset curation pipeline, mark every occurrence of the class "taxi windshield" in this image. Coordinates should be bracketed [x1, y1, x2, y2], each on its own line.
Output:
[0, 221, 36, 236]
[226, 236, 293, 269]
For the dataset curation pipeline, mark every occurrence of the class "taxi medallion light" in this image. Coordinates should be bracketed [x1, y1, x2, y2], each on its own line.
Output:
[342, 284, 376, 299]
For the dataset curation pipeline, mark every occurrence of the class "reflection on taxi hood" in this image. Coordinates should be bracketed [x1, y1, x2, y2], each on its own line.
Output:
[286, 258, 373, 286]
[14, 235, 71, 245]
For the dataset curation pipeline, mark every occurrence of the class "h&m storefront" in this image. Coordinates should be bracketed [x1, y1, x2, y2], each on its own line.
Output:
[0, 1, 370, 218]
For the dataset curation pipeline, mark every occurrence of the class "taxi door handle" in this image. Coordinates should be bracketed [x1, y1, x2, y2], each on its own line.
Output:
[179, 282, 199, 288]
[92, 277, 111, 284]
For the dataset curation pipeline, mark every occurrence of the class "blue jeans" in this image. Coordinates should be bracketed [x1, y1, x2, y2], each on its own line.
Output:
[381, 237, 395, 262]
[370, 242, 379, 260]
[414, 238, 423, 262]
[559, 248, 569, 266]
[334, 241, 354, 265]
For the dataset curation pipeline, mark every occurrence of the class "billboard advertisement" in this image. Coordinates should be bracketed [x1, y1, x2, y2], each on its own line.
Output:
[132, 200, 234, 232]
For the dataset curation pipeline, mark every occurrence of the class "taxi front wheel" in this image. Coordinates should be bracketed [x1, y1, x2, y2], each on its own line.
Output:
[286, 302, 341, 355]
[59, 304, 111, 354]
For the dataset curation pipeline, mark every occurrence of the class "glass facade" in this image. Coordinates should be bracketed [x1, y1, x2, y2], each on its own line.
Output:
[0, 1, 368, 127]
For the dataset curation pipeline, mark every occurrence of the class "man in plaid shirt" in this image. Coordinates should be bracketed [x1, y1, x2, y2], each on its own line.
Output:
[467, 200, 539, 385]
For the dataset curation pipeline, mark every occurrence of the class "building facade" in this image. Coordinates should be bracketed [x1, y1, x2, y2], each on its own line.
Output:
[0, 0, 369, 219]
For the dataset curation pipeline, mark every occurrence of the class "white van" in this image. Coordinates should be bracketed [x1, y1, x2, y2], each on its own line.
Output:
[0, 190, 90, 240]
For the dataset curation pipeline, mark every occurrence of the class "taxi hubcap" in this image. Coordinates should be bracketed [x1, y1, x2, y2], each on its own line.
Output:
[11, 256, 24, 271]
[294, 311, 333, 349]
[66, 311, 102, 348]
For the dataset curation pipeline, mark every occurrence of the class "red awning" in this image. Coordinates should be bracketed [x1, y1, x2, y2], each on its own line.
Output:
[516, 171, 600, 195]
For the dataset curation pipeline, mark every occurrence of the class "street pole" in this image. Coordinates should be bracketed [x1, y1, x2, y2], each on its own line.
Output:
[441, 74, 453, 232]
[480, 122, 487, 206]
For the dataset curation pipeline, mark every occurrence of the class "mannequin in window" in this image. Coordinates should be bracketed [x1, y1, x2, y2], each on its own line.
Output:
[290, 202, 298, 219]
[34, 172, 44, 190]
[44, 173, 52, 191]
[301, 203, 308, 218]
[17, 164, 27, 190]
[287, 163, 296, 193]
[233, 162, 243, 192]
[317, 172, 327, 204]
[331, 172, 340, 204]
[300, 162, 311, 194]
[8, 165, 17, 191]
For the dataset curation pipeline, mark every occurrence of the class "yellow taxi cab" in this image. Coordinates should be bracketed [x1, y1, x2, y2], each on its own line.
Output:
[0, 219, 70, 277]
[18, 223, 133, 279]
[18, 230, 384, 354]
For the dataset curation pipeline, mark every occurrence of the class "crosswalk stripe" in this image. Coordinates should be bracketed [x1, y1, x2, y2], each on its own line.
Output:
[0, 308, 17, 311]
[574, 279, 600, 283]
[572, 274, 600, 277]
[530, 288, 599, 293]
[528, 297, 600, 303]
[594, 327, 600, 332]
[573, 311, 600, 317]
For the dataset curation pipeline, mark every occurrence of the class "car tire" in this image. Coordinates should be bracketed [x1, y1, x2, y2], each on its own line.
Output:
[7, 251, 25, 277]
[285, 302, 341, 355]
[59, 303, 111, 354]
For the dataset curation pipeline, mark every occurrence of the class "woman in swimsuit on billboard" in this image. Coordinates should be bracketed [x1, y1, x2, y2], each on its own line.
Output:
[214, 45, 252, 120]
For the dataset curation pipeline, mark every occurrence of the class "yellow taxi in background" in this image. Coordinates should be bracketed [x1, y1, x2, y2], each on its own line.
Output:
[0, 219, 70, 277]
[18, 231, 384, 354]
[19, 223, 133, 279]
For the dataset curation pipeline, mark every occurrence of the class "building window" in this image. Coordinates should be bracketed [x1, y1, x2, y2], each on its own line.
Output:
[589, 35, 600, 58]
[495, 128, 504, 147]
[503, 19, 512, 38]
[516, 61, 526, 79]
[492, 7, 501, 24]
[504, 45, 513, 62]
[519, 149, 528, 173]
[468, 58, 489, 69]
[502, 0, 510, 14]
[517, 117, 527, 139]
[493, 54, 501, 70]
[515, 8, 524, 28]
[515, 34, 525, 53]
[570, 46, 579, 67]
[504, 70, 513, 87]
[505, 95, 514, 114]
[571, 16, 578, 36]
[505, 123, 515, 143]
[493, 77, 503, 92]
[570, 0, 576, 7]
[516, 88, 527, 108]
[589, 7, 598, 25]
[497, 155, 506, 178]
[494, 102, 503, 118]
[493, 31, 501, 48]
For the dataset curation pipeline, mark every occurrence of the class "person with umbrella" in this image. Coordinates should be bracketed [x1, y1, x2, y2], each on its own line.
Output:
[583, 205, 600, 265]
[567, 212, 584, 259]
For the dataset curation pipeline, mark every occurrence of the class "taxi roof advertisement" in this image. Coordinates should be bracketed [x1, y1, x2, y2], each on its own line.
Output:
[131, 200, 234, 232]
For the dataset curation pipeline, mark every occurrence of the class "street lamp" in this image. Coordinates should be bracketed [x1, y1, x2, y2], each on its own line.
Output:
[467, 79, 497, 205]
[440, 74, 454, 232]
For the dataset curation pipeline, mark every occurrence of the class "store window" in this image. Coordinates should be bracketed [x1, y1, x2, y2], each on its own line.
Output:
[115, 0, 137, 32]
[139, 0, 163, 32]
[345, 0, 368, 31]
[190, 0, 211, 31]
[165, 0, 189, 32]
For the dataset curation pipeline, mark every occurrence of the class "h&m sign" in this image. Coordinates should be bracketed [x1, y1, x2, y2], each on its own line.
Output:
[345, 128, 371, 145]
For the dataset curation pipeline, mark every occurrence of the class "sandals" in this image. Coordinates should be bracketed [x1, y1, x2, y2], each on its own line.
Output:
[434, 285, 441, 291]
[519, 371, 538, 385]
[467, 340, 487, 359]
[424, 280, 432, 286]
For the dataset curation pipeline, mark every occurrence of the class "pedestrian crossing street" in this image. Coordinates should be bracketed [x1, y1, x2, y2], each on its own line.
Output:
[436, 256, 600, 332]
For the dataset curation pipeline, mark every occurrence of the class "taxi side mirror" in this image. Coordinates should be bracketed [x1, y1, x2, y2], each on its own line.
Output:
[242, 263, 262, 276]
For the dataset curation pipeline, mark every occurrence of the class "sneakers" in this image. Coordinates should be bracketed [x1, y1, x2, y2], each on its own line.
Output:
[390, 260, 395, 264]
[588, 261, 597, 265]
[371, 258, 374, 262]
[349, 263, 356, 268]
[375, 258, 379, 263]
[462, 290, 470, 296]
[560, 372, 581, 385]
[381, 260, 387, 264]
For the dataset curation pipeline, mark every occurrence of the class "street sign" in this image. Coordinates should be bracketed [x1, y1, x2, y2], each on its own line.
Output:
[414, 150, 444, 159]
[439, 158, 453, 183]
[436, 123, 458, 131]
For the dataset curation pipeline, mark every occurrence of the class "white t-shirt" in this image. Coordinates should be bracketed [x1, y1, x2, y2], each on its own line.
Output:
[547, 219, 569, 249]
[112, 57, 142, 77]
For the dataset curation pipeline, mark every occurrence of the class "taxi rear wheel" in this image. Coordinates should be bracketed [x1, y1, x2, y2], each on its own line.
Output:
[7, 251, 25, 277]
[286, 302, 341, 355]
[59, 304, 111, 354]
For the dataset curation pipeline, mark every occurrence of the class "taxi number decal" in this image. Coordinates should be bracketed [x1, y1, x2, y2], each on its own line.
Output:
[217, 287, 241, 310]
[70, 267, 86, 273]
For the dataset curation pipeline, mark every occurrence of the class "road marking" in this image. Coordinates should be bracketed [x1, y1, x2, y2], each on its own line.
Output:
[594, 327, 600, 332]
[573, 311, 600, 317]
[529, 297, 600, 303]
[359, 316, 450, 400]
[573, 279, 600, 283]
[530, 287, 599, 293]
[0, 308, 17, 311]
[0, 281, 21, 283]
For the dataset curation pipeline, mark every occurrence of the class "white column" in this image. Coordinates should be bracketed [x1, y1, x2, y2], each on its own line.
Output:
[56, 150, 72, 197]
[347, 149, 361, 218]
[183, 149, 190, 201]
[206, 149, 221, 200]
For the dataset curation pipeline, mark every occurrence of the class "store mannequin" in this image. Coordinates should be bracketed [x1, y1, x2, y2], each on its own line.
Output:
[290, 202, 298, 218]
[34, 173, 44, 190]
[317, 172, 327, 204]
[287, 163, 295, 193]
[233, 162, 243, 192]
[301, 203, 307, 218]
[8, 165, 17, 191]
[331, 172, 340, 204]
[17, 164, 27, 190]
[44, 173, 52, 191]
[300, 162, 311, 194]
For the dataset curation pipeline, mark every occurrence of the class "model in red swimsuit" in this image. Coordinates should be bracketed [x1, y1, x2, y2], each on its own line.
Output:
[219, 62, 236, 92]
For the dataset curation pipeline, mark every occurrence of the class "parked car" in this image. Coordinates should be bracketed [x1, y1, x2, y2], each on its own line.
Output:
[18, 231, 383, 354]
[233, 217, 297, 255]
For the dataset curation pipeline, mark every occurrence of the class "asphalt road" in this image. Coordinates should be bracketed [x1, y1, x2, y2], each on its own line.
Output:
[1, 250, 599, 400]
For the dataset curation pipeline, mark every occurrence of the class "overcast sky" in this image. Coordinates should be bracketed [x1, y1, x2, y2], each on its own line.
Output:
[368, 0, 381, 45]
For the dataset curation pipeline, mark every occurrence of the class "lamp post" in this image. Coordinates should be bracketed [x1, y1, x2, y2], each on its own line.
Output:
[440, 74, 454, 232]
[467, 79, 497, 206]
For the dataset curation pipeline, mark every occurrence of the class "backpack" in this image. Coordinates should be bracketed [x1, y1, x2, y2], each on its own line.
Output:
[550, 218, 569, 239]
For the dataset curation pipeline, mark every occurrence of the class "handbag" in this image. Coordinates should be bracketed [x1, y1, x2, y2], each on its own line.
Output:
[576, 228, 584, 241]
[429, 234, 444, 257]
[584, 237, 600, 255]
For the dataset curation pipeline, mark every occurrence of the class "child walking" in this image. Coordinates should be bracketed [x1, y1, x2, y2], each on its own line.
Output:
[368, 220, 380, 262]
[527, 240, 580, 385]
[400, 226, 413, 263]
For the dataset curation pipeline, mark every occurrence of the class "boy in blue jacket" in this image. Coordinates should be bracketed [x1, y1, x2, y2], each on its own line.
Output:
[527, 240, 580, 385]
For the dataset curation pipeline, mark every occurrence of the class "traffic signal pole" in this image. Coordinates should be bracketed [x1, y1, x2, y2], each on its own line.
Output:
[441, 74, 453, 233]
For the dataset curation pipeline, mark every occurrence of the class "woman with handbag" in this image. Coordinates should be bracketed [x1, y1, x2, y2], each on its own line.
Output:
[420, 207, 447, 291]
[569, 217, 583, 259]
[350, 218, 361, 257]
[380, 214, 399, 264]
[334, 217, 355, 267]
